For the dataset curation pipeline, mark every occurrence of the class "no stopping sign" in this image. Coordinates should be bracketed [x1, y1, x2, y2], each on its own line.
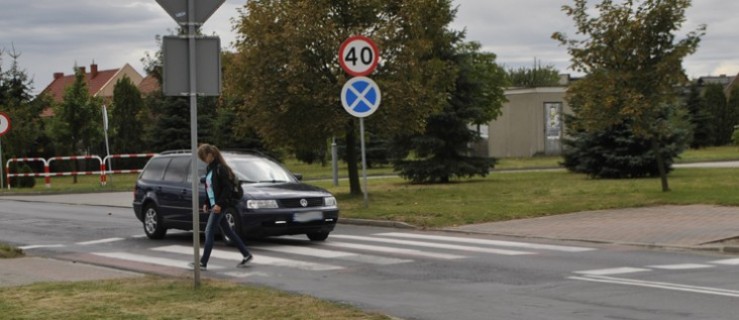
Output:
[339, 35, 379, 77]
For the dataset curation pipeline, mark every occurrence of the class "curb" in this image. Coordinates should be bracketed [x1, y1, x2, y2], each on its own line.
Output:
[340, 218, 416, 229]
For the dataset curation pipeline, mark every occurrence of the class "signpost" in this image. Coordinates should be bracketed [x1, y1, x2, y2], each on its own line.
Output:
[339, 35, 380, 77]
[339, 36, 380, 208]
[0, 112, 9, 189]
[156, 0, 224, 288]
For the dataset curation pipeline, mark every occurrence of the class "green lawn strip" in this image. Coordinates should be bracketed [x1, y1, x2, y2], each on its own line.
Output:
[313, 167, 739, 228]
[0, 277, 389, 320]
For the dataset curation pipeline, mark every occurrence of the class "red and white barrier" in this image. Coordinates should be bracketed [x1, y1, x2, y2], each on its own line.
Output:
[5, 157, 50, 189]
[5, 153, 158, 189]
[49, 155, 104, 186]
[101, 153, 156, 185]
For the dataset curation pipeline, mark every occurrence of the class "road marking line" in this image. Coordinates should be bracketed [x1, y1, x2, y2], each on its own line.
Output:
[331, 235, 533, 255]
[573, 267, 650, 276]
[19, 244, 65, 250]
[152, 245, 343, 271]
[569, 275, 739, 298]
[322, 242, 466, 260]
[711, 258, 739, 266]
[647, 263, 714, 270]
[76, 238, 125, 245]
[377, 232, 595, 252]
[92, 251, 224, 270]
[254, 245, 412, 265]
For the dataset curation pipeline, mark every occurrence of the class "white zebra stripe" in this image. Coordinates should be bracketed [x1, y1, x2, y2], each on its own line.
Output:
[331, 234, 533, 255]
[151, 245, 344, 271]
[377, 232, 595, 252]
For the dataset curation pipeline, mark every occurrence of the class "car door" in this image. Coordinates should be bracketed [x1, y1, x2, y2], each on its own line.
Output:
[159, 156, 192, 227]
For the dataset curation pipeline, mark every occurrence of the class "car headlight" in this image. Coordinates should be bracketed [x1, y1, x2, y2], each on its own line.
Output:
[246, 199, 279, 209]
[324, 196, 337, 207]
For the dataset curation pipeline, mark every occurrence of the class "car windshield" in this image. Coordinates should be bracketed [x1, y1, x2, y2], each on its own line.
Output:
[226, 157, 295, 183]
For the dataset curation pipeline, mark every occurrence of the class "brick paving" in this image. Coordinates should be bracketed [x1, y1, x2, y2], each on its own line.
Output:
[448, 205, 739, 248]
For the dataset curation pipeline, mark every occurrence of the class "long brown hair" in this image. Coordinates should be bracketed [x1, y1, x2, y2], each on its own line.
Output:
[197, 143, 235, 181]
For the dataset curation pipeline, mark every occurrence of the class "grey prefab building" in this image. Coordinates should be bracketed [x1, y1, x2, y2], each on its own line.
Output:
[488, 87, 570, 158]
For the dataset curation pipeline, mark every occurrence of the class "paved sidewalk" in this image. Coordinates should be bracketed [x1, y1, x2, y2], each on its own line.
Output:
[0, 256, 142, 287]
[446, 205, 739, 251]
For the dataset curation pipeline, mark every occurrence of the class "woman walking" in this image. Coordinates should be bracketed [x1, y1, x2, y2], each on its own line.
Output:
[190, 143, 252, 270]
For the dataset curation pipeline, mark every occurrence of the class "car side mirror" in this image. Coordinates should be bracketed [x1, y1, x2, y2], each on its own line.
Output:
[293, 173, 303, 181]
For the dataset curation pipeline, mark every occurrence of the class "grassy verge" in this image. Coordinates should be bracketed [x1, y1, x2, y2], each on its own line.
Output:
[0, 243, 24, 259]
[0, 277, 389, 320]
[312, 167, 739, 228]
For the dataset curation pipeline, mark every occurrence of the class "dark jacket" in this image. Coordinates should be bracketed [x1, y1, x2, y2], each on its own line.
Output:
[205, 159, 234, 209]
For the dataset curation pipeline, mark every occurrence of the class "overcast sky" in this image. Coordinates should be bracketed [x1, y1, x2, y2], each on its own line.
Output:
[1, 0, 737, 95]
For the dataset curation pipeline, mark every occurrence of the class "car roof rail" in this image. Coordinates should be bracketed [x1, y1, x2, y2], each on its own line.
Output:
[223, 148, 268, 156]
[159, 149, 191, 155]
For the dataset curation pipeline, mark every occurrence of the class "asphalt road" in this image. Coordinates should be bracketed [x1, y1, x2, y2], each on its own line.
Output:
[1, 198, 738, 320]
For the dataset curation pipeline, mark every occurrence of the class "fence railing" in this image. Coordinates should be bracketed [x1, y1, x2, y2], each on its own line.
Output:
[5, 153, 157, 189]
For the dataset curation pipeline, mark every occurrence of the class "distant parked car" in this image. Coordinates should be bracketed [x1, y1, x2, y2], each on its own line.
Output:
[132, 150, 339, 242]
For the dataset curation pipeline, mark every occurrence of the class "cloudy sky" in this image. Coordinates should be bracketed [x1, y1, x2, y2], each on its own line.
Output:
[1, 0, 737, 95]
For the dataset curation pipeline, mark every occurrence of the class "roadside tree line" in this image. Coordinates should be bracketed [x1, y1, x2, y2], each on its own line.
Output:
[0, 0, 729, 194]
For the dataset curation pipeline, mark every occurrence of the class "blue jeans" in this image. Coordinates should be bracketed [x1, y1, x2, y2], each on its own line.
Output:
[201, 210, 251, 266]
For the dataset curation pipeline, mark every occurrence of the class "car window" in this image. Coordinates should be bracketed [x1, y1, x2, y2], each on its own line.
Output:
[140, 157, 170, 181]
[163, 157, 190, 182]
[227, 157, 295, 183]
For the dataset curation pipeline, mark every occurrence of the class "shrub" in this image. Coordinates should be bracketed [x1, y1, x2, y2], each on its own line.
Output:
[16, 164, 36, 188]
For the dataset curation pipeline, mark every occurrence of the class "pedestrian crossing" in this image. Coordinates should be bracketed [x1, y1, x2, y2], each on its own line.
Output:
[569, 258, 739, 298]
[89, 231, 596, 276]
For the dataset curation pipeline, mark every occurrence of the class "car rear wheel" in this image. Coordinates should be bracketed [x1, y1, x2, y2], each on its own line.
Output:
[223, 207, 242, 246]
[143, 204, 167, 239]
[306, 231, 329, 241]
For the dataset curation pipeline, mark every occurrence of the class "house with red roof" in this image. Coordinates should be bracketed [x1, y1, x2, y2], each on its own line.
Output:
[39, 63, 146, 117]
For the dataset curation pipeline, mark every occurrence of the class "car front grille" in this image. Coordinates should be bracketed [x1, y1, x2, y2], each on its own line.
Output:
[278, 197, 324, 208]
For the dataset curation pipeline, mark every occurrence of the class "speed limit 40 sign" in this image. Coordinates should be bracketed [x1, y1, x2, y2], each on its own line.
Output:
[339, 35, 379, 76]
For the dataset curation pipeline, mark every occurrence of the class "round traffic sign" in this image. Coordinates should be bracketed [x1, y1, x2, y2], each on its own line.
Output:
[339, 35, 380, 77]
[341, 77, 381, 118]
[0, 112, 10, 137]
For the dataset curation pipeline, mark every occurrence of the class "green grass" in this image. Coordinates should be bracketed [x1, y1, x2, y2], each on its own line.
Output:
[677, 145, 739, 162]
[0, 277, 390, 320]
[312, 167, 739, 228]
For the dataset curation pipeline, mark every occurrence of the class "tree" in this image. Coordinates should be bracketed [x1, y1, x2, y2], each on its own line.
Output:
[553, 0, 705, 191]
[229, 0, 459, 195]
[506, 59, 561, 88]
[703, 83, 731, 145]
[562, 109, 690, 178]
[392, 41, 507, 183]
[110, 76, 145, 153]
[0, 46, 44, 163]
[684, 82, 712, 148]
[729, 85, 739, 139]
[46, 67, 102, 182]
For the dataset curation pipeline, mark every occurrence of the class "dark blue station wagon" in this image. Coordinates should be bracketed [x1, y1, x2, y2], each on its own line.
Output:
[133, 150, 339, 242]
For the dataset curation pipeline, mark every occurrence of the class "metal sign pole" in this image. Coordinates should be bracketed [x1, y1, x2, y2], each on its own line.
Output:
[187, 0, 201, 288]
[0, 137, 4, 189]
[102, 104, 112, 185]
[331, 136, 338, 186]
[359, 118, 368, 208]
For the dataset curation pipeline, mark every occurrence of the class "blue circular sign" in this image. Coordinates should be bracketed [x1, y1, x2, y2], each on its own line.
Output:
[341, 77, 381, 118]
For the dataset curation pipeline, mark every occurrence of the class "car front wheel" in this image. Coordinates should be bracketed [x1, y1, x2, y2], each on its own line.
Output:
[143, 204, 167, 239]
[306, 231, 329, 241]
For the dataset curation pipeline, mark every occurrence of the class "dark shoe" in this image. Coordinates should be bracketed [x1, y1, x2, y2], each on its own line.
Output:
[237, 255, 253, 268]
[188, 262, 207, 271]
